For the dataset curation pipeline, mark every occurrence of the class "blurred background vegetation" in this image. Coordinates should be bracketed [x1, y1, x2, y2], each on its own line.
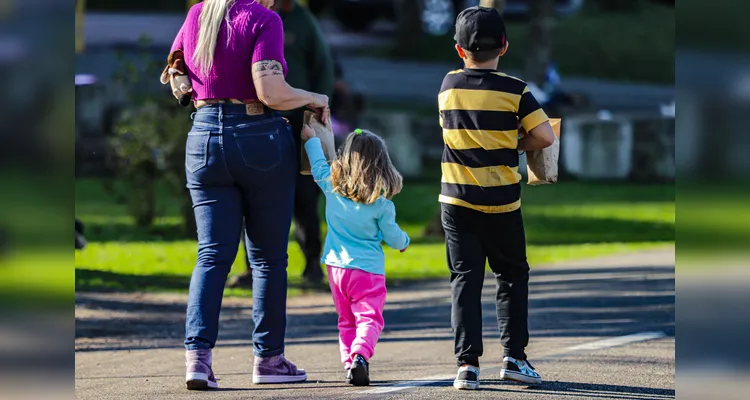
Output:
[379, 1, 674, 83]
[83, 0, 674, 83]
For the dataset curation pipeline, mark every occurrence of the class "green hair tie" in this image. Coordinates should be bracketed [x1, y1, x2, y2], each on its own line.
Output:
[354, 128, 363, 135]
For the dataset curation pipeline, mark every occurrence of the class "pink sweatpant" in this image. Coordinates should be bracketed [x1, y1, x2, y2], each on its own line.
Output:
[327, 265, 387, 367]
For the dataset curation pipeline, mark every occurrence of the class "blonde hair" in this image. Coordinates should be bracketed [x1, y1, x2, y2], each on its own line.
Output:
[330, 130, 403, 204]
[193, 0, 236, 76]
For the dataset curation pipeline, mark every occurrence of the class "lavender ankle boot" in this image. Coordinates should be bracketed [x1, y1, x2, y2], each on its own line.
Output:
[252, 354, 307, 384]
[185, 349, 218, 390]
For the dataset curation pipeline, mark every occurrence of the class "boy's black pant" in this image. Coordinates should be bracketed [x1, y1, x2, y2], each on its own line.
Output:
[441, 204, 530, 367]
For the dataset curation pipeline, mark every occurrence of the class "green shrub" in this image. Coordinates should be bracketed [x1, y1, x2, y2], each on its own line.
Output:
[111, 101, 191, 228]
[108, 39, 194, 231]
[549, 5, 673, 83]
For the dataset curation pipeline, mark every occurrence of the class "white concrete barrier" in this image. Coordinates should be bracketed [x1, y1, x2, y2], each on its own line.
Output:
[562, 116, 634, 179]
[359, 113, 423, 178]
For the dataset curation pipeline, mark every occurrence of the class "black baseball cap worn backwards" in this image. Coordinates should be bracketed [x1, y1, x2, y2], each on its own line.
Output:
[454, 6, 507, 52]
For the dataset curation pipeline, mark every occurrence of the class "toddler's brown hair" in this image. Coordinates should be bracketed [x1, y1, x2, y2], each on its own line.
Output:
[330, 129, 403, 204]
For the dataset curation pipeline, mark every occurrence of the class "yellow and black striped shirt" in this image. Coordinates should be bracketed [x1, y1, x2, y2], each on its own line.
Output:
[438, 69, 549, 213]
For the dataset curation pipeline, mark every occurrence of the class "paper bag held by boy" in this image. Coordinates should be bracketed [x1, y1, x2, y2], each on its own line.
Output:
[523, 118, 561, 186]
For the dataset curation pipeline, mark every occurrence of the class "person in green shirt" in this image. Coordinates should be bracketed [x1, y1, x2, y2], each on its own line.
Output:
[229, 0, 335, 290]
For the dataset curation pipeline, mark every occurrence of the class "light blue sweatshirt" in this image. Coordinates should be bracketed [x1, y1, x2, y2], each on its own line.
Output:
[305, 138, 410, 275]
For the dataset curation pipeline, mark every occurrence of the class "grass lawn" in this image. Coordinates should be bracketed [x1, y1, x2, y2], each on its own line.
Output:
[2, 252, 73, 305]
[676, 183, 750, 264]
[368, 4, 674, 84]
[0, 174, 73, 304]
[75, 178, 673, 297]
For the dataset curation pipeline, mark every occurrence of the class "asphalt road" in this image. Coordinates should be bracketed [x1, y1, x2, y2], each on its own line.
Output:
[75, 248, 675, 399]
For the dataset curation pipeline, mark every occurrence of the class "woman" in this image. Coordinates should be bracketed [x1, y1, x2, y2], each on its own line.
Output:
[170, 0, 329, 390]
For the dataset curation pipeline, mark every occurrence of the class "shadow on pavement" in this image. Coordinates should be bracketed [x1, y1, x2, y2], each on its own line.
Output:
[353, 379, 675, 399]
[480, 380, 675, 399]
[76, 268, 192, 293]
[75, 265, 674, 353]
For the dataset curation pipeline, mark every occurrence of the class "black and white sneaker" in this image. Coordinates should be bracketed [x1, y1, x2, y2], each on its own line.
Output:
[349, 354, 370, 386]
[500, 357, 542, 384]
[453, 365, 480, 390]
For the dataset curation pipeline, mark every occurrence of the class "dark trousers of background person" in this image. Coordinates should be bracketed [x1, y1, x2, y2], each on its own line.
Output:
[441, 203, 530, 367]
[287, 110, 324, 283]
[185, 104, 297, 357]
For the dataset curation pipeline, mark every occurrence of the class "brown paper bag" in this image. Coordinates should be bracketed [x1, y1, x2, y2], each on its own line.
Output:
[300, 110, 337, 175]
[524, 118, 561, 186]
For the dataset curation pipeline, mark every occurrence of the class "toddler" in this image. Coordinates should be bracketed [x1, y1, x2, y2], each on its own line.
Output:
[301, 125, 410, 386]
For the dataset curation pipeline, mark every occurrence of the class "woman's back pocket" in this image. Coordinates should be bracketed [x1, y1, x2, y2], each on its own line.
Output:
[186, 132, 210, 173]
[233, 128, 282, 171]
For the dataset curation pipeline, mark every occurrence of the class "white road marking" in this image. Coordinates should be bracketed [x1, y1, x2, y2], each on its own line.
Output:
[360, 374, 455, 394]
[359, 331, 668, 395]
[565, 331, 667, 352]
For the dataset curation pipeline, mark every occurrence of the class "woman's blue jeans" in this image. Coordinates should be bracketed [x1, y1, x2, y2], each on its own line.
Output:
[184, 104, 297, 358]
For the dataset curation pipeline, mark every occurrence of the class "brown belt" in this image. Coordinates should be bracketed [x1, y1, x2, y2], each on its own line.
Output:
[194, 99, 267, 115]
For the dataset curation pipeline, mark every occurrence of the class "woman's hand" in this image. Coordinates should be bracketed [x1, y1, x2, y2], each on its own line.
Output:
[319, 106, 331, 126]
[307, 93, 330, 124]
[301, 124, 316, 141]
[307, 93, 329, 111]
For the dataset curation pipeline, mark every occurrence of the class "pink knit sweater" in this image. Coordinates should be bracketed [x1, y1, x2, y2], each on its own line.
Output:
[170, 0, 288, 101]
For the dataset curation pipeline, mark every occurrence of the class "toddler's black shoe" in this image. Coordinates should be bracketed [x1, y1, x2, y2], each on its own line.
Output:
[349, 354, 370, 386]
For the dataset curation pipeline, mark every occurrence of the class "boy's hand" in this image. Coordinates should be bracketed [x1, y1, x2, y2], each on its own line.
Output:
[400, 246, 408, 253]
[301, 124, 316, 141]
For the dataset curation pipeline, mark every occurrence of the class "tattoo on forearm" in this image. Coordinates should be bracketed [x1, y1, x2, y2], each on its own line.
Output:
[253, 60, 283, 73]
[254, 70, 284, 79]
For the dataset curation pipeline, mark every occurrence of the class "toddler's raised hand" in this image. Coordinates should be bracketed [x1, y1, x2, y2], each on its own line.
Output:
[301, 124, 316, 141]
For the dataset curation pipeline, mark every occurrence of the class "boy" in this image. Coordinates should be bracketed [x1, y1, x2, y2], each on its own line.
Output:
[438, 6, 556, 390]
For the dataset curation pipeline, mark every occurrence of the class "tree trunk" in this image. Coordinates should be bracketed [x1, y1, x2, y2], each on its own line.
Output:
[76, 0, 85, 54]
[479, 0, 506, 14]
[525, 0, 555, 83]
[130, 161, 157, 229]
[394, 0, 423, 56]
[182, 190, 197, 239]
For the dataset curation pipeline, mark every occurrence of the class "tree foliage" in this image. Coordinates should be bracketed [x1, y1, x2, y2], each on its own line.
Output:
[108, 38, 195, 234]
